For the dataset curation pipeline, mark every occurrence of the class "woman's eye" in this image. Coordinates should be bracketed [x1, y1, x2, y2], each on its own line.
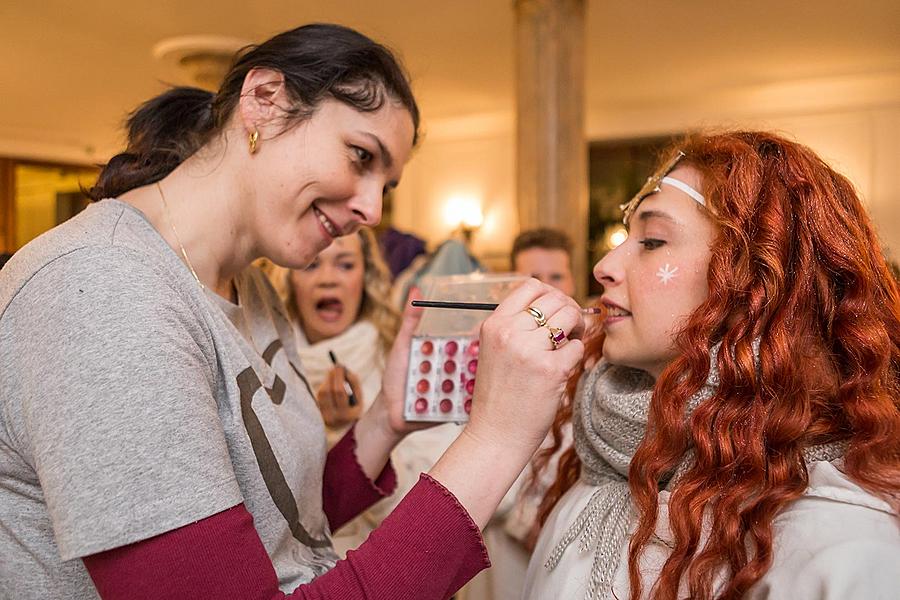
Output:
[304, 260, 320, 272]
[338, 262, 357, 271]
[353, 146, 373, 164]
[639, 238, 665, 250]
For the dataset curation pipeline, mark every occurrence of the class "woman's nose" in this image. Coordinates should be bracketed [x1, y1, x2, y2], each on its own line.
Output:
[593, 244, 625, 287]
[349, 180, 384, 228]
[315, 265, 339, 286]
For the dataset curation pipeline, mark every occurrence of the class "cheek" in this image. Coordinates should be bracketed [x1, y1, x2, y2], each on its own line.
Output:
[646, 259, 709, 324]
[349, 275, 365, 309]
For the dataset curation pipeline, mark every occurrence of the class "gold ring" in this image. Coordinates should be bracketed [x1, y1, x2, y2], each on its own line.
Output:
[526, 306, 548, 328]
[548, 326, 567, 350]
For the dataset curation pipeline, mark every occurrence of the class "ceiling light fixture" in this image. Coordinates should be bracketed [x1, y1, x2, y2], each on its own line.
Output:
[152, 35, 250, 91]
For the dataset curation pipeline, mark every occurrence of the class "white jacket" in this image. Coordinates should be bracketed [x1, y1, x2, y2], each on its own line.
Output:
[524, 461, 900, 599]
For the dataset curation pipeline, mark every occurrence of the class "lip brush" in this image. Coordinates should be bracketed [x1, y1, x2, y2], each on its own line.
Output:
[410, 300, 603, 315]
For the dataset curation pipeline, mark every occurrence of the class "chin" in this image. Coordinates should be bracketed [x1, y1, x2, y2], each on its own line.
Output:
[273, 250, 318, 271]
[601, 344, 640, 373]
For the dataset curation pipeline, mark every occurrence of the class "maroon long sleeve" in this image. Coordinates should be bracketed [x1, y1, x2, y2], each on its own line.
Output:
[321, 425, 398, 531]
[83, 428, 490, 599]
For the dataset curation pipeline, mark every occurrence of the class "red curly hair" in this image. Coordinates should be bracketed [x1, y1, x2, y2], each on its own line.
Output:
[531, 131, 900, 599]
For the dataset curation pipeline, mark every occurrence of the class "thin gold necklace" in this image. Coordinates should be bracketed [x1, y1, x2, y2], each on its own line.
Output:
[156, 181, 206, 290]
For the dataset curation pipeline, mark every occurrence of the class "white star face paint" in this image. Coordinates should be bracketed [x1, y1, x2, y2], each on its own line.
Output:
[656, 263, 679, 284]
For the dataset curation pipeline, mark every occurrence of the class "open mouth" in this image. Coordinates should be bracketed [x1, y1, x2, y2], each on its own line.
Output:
[313, 204, 341, 238]
[315, 297, 344, 322]
[601, 300, 632, 319]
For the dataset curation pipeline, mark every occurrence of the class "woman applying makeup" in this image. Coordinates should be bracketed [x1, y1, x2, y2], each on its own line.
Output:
[0, 23, 586, 599]
[524, 131, 900, 599]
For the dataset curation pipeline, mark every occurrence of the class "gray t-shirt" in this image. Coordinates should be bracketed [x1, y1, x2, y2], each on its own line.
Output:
[0, 199, 337, 599]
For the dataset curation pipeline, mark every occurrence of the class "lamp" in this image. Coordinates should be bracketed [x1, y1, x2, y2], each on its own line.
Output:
[443, 195, 484, 244]
[444, 196, 484, 244]
[605, 224, 627, 249]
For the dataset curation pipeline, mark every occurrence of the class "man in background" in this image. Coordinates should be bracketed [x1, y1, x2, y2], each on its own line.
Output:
[510, 228, 575, 297]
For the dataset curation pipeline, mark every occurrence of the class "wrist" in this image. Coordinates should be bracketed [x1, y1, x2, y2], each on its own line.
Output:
[462, 419, 542, 463]
[357, 392, 404, 448]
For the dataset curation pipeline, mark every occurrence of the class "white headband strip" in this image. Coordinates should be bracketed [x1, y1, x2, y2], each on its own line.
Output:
[660, 175, 706, 206]
[661, 176, 706, 207]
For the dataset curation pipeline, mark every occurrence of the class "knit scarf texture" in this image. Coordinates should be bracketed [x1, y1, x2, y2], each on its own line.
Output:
[296, 320, 384, 401]
[544, 353, 845, 599]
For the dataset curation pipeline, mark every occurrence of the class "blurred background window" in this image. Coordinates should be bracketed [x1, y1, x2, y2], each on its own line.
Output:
[0, 159, 98, 253]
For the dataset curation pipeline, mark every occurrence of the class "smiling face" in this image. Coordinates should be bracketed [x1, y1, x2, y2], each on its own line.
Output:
[291, 233, 366, 344]
[593, 165, 718, 379]
[244, 92, 415, 270]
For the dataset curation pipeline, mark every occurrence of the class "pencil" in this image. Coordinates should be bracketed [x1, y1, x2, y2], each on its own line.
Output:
[410, 300, 603, 314]
[328, 350, 358, 407]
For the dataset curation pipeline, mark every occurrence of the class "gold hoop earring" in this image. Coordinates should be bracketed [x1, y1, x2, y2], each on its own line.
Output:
[248, 130, 259, 154]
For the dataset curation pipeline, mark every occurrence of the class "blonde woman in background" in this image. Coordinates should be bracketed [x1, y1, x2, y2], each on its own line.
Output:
[269, 227, 465, 557]
[272, 227, 399, 443]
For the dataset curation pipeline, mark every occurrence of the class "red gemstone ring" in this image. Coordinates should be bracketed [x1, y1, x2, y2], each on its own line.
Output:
[547, 326, 567, 350]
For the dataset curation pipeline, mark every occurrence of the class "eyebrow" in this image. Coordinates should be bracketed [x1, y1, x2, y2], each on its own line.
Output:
[333, 251, 359, 260]
[635, 209, 679, 225]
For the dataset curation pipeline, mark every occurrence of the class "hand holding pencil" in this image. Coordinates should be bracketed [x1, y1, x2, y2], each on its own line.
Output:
[314, 352, 363, 428]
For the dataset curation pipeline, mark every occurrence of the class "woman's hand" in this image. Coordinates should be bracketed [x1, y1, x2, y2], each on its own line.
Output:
[351, 289, 426, 480]
[464, 278, 585, 456]
[426, 278, 586, 528]
[315, 366, 363, 428]
[373, 287, 431, 437]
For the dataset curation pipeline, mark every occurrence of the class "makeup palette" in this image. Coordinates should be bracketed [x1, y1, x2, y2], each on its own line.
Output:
[404, 336, 480, 421]
[403, 273, 527, 423]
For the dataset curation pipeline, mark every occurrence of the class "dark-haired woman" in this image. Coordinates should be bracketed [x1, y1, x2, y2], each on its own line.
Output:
[523, 131, 900, 600]
[0, 24, 585, 599]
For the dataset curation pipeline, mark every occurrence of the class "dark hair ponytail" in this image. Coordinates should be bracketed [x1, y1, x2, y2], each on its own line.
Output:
[90, 23, 419, 200]
[89, 87, 215, 200]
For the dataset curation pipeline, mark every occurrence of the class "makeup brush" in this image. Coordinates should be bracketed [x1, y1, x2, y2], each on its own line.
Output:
[410, 300, 603, 314]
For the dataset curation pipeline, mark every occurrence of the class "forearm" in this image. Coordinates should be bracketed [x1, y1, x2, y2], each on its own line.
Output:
[323, 425, 397, 531]
[85, 478, 490, 600]
[351, 392, 404, 480]
[428, 426, 538, 530]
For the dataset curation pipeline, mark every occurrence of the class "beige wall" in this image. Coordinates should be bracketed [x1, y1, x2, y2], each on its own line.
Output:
[393, 113, 517, 272]
[394, 71, 900, 268]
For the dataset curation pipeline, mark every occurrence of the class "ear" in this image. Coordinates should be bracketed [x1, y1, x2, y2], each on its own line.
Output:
[238, 67, 289, 136]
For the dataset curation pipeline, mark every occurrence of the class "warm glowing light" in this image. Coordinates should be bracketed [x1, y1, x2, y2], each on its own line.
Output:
[443, 195, 484, 229]
[607, 225, 627, 248]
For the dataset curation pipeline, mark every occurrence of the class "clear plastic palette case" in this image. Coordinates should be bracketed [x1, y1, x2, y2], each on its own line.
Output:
[404, 273, 527, 422]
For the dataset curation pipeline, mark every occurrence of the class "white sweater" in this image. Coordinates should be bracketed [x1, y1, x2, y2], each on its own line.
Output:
[524, 461, 900, 599]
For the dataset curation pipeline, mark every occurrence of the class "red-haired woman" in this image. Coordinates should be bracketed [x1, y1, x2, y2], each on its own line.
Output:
[523, 131, 900, 599]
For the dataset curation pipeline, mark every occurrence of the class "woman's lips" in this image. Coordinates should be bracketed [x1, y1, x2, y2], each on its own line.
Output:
[601, 300, 631, 325]
[312, 205, 340, 240]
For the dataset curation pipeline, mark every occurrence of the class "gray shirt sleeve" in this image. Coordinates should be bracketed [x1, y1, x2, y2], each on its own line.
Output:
[1, 246, 243, 560]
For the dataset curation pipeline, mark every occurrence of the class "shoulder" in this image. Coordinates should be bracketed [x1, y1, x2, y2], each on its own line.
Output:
[754, 538, 900, 599]
[1, 200, 194, 319]
[755, 462, 900, 599]
[1, 206, 216, 366]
